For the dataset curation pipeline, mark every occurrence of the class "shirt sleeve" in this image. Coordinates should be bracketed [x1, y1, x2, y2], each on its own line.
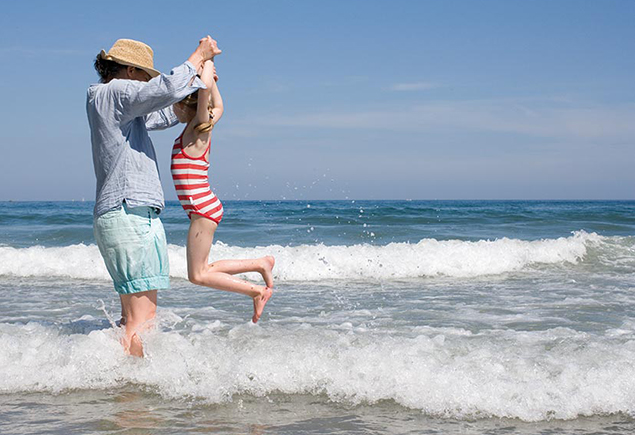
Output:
[144, 106, 179, 131]
[119, 61, 206, 123]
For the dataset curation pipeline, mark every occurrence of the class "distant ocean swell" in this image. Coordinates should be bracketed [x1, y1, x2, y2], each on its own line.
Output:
[0, 231, 627, 281]
[2, 317, 635, 421]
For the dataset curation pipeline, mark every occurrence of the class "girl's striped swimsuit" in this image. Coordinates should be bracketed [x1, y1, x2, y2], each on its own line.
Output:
[170, 132, 224, 224]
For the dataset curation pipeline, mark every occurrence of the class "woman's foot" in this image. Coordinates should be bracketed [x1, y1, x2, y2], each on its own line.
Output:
[252, 287, 273, 323]
[259, 256, 275, 288]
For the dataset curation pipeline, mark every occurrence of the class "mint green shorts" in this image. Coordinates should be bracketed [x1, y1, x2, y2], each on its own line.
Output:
[94, 203, 170, 294]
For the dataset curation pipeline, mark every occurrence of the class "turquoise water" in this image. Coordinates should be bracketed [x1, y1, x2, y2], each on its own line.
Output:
[2, 200, 634, 247]
[1, 200, 635, 434]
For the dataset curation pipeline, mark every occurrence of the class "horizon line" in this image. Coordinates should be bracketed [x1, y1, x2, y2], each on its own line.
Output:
[1, 198, 634, 203]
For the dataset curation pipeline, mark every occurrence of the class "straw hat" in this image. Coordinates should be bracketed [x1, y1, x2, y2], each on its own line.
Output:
[99, 39, 160, 78]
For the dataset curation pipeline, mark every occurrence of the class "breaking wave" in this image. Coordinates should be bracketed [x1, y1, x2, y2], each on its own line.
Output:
[0, 231, 614, 281]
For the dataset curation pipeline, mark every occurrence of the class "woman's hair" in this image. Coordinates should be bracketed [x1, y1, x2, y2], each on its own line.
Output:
[93, 54, 126, 83]
[179, 91, 214, 134]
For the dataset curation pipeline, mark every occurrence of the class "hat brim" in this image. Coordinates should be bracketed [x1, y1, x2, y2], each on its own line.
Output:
[99, 49, 161, 78]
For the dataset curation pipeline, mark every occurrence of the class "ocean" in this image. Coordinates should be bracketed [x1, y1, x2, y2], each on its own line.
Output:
[1, 200, 635, 434]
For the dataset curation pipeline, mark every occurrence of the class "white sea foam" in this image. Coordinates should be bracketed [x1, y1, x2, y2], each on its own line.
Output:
[2, 317, 635, 421]
[0, 231, 606, 281]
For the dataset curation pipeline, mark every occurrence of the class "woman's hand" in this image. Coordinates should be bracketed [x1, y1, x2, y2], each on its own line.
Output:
[198, 36, 222, 61]
[187, 36, 221, 74]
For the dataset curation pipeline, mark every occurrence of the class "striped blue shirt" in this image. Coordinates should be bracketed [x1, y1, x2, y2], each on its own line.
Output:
[87, 61, 205, 217]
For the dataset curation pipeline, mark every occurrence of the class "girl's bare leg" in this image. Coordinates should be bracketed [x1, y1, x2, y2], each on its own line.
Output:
[204, 257, 275, 288]
[187, 214, 274, 322]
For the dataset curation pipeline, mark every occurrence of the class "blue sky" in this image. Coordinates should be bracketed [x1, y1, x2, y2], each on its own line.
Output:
[0, 0, 633, 200]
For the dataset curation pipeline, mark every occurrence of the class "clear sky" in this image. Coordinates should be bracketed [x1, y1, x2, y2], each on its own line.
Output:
[0, 0, 633, 200]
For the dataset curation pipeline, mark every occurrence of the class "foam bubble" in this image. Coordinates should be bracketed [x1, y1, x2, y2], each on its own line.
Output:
[2, 318, 635, 421]
[0, 231, 607, 281]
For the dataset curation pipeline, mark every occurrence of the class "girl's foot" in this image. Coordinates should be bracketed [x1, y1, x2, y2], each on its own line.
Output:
[259, 256, 275, 288]
[252, 287, 273, 323]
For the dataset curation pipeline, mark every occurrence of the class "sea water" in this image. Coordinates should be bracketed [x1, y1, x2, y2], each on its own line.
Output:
[1, 200, 635, 434]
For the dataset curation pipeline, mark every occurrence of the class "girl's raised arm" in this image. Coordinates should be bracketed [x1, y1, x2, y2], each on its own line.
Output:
[194, 61, 214, 129]
[208, 62, 224, 124]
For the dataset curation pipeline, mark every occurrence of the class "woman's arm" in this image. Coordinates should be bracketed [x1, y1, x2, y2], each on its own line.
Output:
[120, 37, 221, 122]
[144, 106, 178, 131]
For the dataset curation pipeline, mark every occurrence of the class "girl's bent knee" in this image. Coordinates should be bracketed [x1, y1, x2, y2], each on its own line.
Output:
[188, 271, 203, 286]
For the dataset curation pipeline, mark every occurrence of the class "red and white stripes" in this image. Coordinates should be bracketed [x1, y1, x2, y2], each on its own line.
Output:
[171, 133, 223, 224]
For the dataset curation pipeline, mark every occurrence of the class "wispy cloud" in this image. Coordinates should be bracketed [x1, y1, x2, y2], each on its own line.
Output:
[251, 75, 371, 95]
[257, 98, 635, 142]
[0, 47, 93, 57]
[388, 82, 440, 91]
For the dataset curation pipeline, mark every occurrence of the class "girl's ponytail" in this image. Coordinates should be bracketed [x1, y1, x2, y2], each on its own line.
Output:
[194, 106, 214, 134]
[179, 92, 214, 134]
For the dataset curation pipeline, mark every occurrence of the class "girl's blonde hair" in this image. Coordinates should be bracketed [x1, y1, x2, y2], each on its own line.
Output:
[179, 91, 214, 134]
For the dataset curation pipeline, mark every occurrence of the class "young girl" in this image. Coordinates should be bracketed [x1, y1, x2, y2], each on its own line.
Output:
[171, 59, 274, 323]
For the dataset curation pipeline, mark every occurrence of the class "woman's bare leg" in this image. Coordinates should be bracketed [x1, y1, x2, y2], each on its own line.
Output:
[119, 290, 157, 357]
[187, 214, 274, 322]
